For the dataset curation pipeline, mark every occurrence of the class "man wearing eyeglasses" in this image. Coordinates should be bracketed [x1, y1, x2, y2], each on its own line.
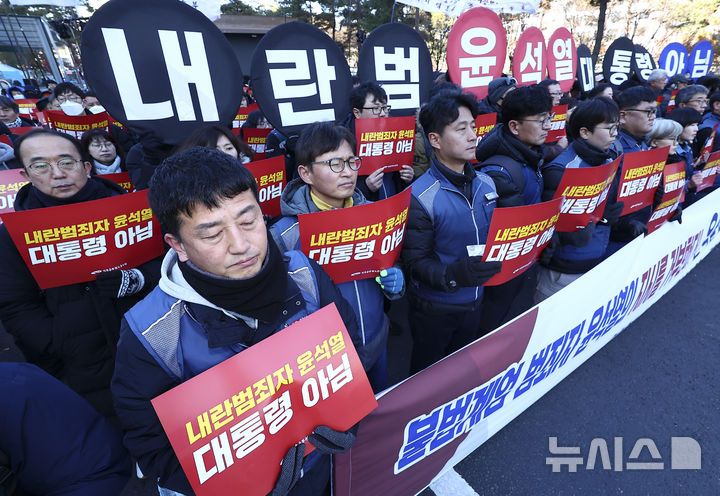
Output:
[344, 81, 414, 201]
[676, 85, 710, 114]
[697, 91, 720, 155]
[475, 85, 552, 332]
[0, 129, 159, 418]
[270, 122, 404, 392]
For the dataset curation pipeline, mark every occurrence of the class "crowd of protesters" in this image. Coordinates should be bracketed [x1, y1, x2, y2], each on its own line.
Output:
[0, 61, 719, 496]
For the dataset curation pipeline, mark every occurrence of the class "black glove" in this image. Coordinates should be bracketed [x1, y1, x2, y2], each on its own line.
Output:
[558, 222, 596, 247]
[445, 258, 502, 289]
[601, 201, 624, 226]
[627, 219, 649, 237]
[95, 269, 145, 298]
[267, 442, 305, 496]
[670, 203, 683, 224]
[539, 232, 560, 265]
[653, 179, 665, 207]
[308, 424, 357, 454]
[139, 130, 173, 164]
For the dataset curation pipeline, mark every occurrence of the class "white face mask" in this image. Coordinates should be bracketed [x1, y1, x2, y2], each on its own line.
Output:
[60, 100, 84, 116]
[88, 105, 105, 115]
[11, 93, 23, 100]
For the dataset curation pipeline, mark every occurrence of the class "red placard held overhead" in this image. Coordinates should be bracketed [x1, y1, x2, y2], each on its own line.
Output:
[245, 156, 286, 217]
[151, 303, 377, 496]
[356, 116, 415, 175]
[0, 191, 164, 289]
[0, 169, 29, 216]
[546, 27, 577, 93]
[647, 161, 685, 233]
[45, 110, 110, 139]
[617, 147, 669, 215]
[553, 156, 621, 231]
[512, 27, 546, 87]
[545, 104, 568, 143]
[243, 128, 272, 161]
[98, 172, 134, 193]
[299, 189, 411, 284]
[233, 103, 259, 129]
[696, 151, 720, 192]
[446, 7, 507, 100]
[482, 198, 563, 286]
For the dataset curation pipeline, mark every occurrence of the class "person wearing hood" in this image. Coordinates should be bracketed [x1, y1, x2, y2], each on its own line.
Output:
[112, 147, 365, 495]
[270, 122, 403, 392]
[475, 85, 552, 333]
[477, 76, 517, 120]
[7, 85, 25, 99]
[0, 129, 160, 418]
[0, 95, 38, 128]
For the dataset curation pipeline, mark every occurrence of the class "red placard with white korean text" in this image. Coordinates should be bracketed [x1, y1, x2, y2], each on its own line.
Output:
[481, 197, 563, 286]
[446, 7, 507, 100]
[471, 113, 498, 164]
[45, 110, 110, 139]
[98, 172, 134, 193]
[552, 157, 620, 231]
[617, 146, 669, 215]
[298, 188, 411, 284]
[243, 128, 272, 160]
[356, 116, 415, 175]
[14, 98, 39, 120]
[0, 169, 29, 217]
[151, 303, 377, 496]
[647, 161, 685, 233]
[233, 103, 259, 129]
[665, 89, 679, 114]
[0, 190, 164, 289]
[545, 104, 568, 143]
[245, 156, 286, 217]
[696, 150, 720, 192]
[512, 27, 546, 87]
[700, 123, 718, 159]
[9, 127, 36, 136]
[546, 27, 577, 93]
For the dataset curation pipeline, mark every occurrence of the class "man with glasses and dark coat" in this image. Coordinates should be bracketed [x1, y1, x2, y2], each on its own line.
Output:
[270, 122, 404, 392]
[0, 129, 159, 418]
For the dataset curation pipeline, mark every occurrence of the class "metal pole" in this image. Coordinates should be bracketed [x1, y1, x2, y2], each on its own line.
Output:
[0, 14, 27, 80]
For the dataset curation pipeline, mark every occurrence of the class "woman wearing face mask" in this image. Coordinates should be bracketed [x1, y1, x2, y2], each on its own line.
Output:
[177, 125, 255, 164]
[0, 96, 38, 128]
[81, 129, 125, 175]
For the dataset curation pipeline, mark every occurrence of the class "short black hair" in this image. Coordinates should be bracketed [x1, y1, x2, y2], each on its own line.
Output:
[500, 85, 552, 125]
[615, 86, 656, 110]
[429, 81, 463, 100]
[709, 91, 720, 108]
[80, 128, 117, 154]
[349, 82, 387, 113]
[538, 79, 560, 88]
[179, 124, 254, 160]
[243, 110, 267, 129]
[0, 95, 18, 113]
[667, 107, 702, 128]
[148, 146, 258, 237]
[53, 82, 84, 99]
[586, 83, 612, 100]
[14, 128, 85, 168]
[295, 122, 356, 168]
[419, 92, 478, 137]
[567, 97, 620, 141]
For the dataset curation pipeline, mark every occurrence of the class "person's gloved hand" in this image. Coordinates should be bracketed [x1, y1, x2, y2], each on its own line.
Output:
[267, 442, 305, 496]
[445, 257, 501, 289]
[558, 222, 596, 247]
[670, 203, 683, 224]
[308, 425, 357, 454]
[375, 267, 404, 294]
[95, 269, 145, 299]
[601, 201, 624, 225]
[628, 219, 649, 237]
[539, 232, 559, 265]
[139, 130, 172, 164]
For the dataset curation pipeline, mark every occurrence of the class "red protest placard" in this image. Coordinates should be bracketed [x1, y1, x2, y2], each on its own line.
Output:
[0, 169, 29, 216]
[617, 146, 669, 215]
[356, 116, 415, 175]
[696, 150, 720, 192]
[299, 188, 411, 284]
[512, 27, 546, 87]
[553, 157, 620, 231]
[233, 103, 259, 129]
[471, 113, 498, 164]
[98, 171, 134, 193]
[11, 127, 37, 136]
[245, 156, 286, 217]
[647, 161, 685, 234]
[45, 110, 110, 139]
[481, 197, 563, 286]
[700, 123, 718, 158]
[15, 98, 39, 120]
[0, 190, 164, 289]
[665, 89, 678, 114]
[545, 104, 568, 143]
[151, 303, 377, 496]
[243, 128, 272, 161]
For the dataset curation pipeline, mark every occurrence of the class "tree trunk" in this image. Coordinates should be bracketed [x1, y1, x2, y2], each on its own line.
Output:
[592, 0, 608, 62]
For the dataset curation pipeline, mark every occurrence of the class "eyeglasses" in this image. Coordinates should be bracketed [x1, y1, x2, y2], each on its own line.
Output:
[688, 98, 709, 106]
[595, 124, 619, 134]
[27, 158, 82, 175]
[55, 93, 82, 104]
[362, 105, 391, 115]
[311, 156, 362, 173]
[625, 108, 656, 118]
[549, 92, 564, 97]
[89, 140, 114, 150]
[518, 113, 555, 126]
